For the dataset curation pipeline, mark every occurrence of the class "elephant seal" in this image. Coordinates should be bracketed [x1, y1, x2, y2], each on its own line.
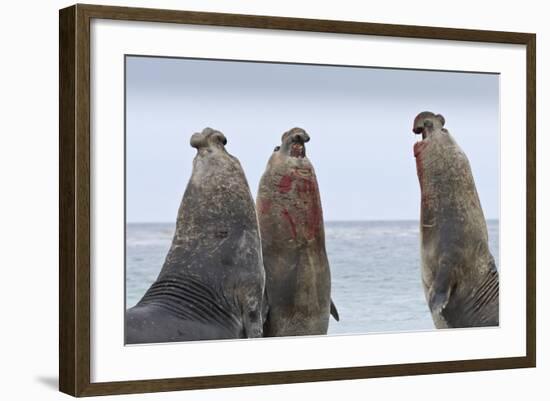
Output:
[126, 128, 265, 344]
[257, 127, 338, 337]
[413, 112, 499, 328]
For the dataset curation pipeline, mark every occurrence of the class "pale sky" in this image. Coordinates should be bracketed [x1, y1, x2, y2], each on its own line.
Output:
[126, 56, 499, 222]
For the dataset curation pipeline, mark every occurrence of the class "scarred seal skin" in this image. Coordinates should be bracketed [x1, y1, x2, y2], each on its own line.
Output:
[257, 127, 338, 337]
[125, 128, 265, 344]
[413, 112, 499, 328]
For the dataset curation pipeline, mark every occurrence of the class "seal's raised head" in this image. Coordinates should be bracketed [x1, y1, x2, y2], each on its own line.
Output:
[190, 127, 227, 151]
[412, 112, 451, 160]
[276, 127, 310, 158]
[188, 128, 241, 185]
[413, 111, 446, 139]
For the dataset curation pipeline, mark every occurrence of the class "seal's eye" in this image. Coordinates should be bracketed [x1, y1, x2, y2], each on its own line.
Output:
[274, 146, 280, 152]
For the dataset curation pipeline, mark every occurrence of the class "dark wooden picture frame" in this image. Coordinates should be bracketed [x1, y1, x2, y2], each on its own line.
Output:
[59, 3, 536, 397]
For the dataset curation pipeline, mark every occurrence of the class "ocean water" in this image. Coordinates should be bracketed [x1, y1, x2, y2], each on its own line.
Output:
[126, 220, 499, 335]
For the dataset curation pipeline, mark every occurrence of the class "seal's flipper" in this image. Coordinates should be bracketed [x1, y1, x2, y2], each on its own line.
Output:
[240, 295, 264, 338]
[242, 309, 263, 338]
[330, 300, 340, 322]
[428, 286, 452, 315]
[428, 265, 455, 315]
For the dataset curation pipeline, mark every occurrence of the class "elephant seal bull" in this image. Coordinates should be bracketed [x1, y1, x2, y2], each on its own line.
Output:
[126, 128, 265, 344]
[413, 112, 499, 328]
[257, 127, 338, 337]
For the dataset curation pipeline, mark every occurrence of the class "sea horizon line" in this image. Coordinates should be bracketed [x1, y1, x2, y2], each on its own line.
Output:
[127, 218, 500, 224]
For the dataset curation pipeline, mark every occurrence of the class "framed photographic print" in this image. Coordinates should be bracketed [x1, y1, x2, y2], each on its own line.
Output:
[59, 4, 536, 397]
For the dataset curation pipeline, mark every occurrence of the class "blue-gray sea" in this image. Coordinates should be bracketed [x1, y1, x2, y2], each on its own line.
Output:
[126, 220, 499, 335]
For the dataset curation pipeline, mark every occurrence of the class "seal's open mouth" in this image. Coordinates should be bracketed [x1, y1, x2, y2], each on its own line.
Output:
[290, 142, 305, 158]
[413, 126, 427, 140]
[413, 127, 428, 158]
[281, 128, 309, 158]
